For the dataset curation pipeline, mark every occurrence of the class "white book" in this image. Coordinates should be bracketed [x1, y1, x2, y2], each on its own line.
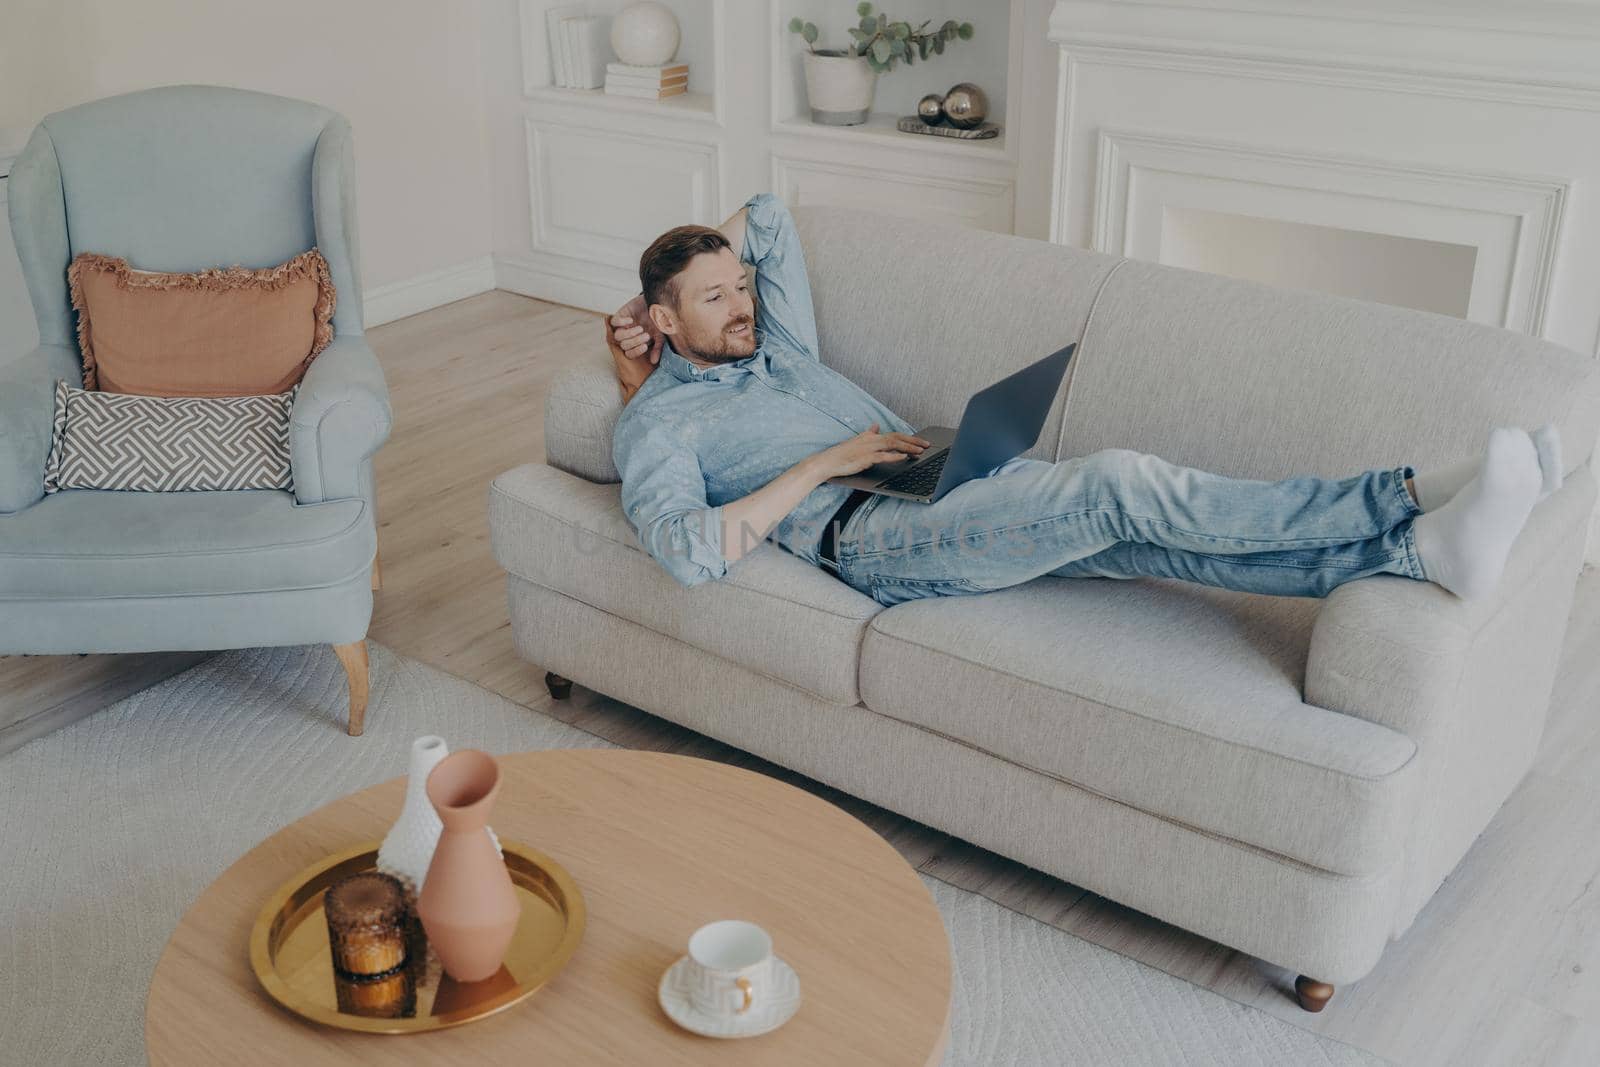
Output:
[605, 82, 688, 100]
[606, 61, 689, 77]
[545, 3, 584, 88]
[604, 72, 688, 88]
[605, 66, 687, 81]
[561, 17, 582, 90]
[573, 16, 611, 90]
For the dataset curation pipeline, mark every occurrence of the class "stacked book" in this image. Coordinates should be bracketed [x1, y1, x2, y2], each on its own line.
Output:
[604, 62, 690, 100]
[546, 6, 610, 90]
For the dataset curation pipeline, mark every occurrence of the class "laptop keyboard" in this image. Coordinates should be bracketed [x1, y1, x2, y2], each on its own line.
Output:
[879, 450, 949, 497]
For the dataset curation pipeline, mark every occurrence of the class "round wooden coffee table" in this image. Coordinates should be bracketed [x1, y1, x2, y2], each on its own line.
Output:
[146, 749, 951, 1064]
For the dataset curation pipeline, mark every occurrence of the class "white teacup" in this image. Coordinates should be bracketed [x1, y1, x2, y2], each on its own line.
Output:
[685, 920, 774, 1017]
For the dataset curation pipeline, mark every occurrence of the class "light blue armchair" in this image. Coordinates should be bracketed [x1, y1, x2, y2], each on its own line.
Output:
[1, 85, 391, 735]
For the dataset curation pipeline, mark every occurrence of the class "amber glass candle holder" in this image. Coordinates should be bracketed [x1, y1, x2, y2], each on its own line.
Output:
[323, 871, 409, 978]
[334, 967, 417, 1019]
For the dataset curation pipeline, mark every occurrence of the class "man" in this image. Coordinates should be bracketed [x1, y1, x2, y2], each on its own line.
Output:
[606, 193, 1561, 606]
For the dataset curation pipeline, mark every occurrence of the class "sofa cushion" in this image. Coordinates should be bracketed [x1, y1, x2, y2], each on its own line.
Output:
[1056, 257, 1600, 482]
[859, 576, 1419, 877]
[0, 489, 371, 599]
[489, 463, 882, 705]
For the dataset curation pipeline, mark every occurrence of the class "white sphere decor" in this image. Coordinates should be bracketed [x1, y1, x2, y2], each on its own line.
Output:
[611, 2, 681, 67]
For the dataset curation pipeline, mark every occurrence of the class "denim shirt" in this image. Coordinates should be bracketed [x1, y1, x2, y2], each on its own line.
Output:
[613, 193, 916, 588]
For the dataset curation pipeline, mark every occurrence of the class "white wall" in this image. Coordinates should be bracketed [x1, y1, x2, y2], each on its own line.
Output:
[480, 0, 544, 275]
[0, 0, 496, 351]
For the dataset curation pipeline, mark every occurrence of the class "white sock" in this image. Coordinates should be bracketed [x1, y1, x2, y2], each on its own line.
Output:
[1412, 428, 1542, 600]
[1410, 422, 1562, 512]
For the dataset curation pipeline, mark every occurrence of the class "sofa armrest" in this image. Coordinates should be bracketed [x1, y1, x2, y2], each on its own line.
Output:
[545, 360, 624, 484]
[290, 334, 392, 504]
[1305, 466, 1597, 738]
[0, 344, 81, 514]
[1306, 464, 1595, 929]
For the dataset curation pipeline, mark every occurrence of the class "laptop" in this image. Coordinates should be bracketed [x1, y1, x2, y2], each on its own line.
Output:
[826, 342, 1076, 504]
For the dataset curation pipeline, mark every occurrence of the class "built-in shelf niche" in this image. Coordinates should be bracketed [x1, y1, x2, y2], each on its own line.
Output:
[771, 0, 1019, 161]
[519, 0, 722, 123]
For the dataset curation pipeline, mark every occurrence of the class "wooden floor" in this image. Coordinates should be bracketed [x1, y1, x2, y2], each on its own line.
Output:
[7, 289, 1600, 1064]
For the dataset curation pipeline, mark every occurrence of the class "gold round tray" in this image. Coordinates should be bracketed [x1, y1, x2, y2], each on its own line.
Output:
[248, 839, 585, 1034]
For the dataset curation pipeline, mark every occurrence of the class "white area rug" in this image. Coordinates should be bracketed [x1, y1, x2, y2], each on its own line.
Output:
[0, 644, 1383, 1066]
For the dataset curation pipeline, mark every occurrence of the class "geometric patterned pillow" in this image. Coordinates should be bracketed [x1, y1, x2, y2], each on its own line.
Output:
[43, 381, 296, 493]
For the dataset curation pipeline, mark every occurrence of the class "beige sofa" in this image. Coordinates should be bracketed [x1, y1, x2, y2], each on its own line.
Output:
[487, 206, 1600, 1010]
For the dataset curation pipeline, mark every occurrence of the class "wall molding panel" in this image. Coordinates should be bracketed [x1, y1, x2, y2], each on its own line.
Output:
[771, 154, 1016, 234]
[1091, 127, 1569, 335]
[525, 118, 723, 272]
[1048, 0, 1600, 559]
[1049, 1, 1600, 112]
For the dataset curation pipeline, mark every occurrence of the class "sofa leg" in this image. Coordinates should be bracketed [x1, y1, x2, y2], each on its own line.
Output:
[1294, 976, 1335, 1013]
[333, 641, 370, 736]
[545, 672, 573, 700]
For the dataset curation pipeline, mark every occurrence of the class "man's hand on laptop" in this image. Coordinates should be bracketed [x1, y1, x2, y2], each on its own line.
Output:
[813, 423, 931, 478]
[607, 293, 664, 404]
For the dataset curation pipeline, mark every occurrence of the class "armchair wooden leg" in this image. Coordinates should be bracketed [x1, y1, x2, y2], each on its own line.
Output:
[1294, 975, 1335, 1013]
[545, 672, 573, 700]
[333, 640, 370, 736]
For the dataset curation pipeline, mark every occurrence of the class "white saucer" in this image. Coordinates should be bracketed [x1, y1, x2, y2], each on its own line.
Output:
[657, 955, 802, 1039]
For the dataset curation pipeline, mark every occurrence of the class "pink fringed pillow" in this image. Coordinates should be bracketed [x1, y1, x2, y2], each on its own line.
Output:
[66, 249, 335, 396]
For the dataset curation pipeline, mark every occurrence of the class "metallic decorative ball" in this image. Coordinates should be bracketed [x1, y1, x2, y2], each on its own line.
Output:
[940, 82, 989, 130]
[916, 93, 946, 124]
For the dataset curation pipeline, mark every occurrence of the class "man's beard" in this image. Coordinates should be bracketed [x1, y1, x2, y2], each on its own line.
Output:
[679, 318, 757, 364]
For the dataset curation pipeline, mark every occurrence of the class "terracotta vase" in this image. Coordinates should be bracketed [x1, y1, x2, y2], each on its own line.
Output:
[377, 736, 506, 900]
[416, 750, 521, 982]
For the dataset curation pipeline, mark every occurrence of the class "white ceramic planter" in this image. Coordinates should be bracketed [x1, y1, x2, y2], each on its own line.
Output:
[802, 51, 877, 126]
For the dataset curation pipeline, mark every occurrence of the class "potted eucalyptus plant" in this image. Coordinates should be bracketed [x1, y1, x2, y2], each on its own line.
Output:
[789, 3, 974, 126]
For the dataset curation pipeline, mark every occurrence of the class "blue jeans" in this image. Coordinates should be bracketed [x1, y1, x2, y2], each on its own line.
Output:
[823, 449, 1428, 606]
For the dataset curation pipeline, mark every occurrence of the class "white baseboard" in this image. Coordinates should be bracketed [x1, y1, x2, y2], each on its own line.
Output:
[363, 256, 497, 327]
[493, 251, 635, 316]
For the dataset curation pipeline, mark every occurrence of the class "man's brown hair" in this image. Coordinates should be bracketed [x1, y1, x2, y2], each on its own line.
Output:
[639, 225, 731, 313]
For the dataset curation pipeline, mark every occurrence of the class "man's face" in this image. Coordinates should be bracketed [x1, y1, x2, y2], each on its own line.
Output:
[650, 248, 757, 364]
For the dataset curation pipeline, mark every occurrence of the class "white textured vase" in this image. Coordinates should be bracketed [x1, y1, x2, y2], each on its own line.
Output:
[376, 735, 500, 898]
